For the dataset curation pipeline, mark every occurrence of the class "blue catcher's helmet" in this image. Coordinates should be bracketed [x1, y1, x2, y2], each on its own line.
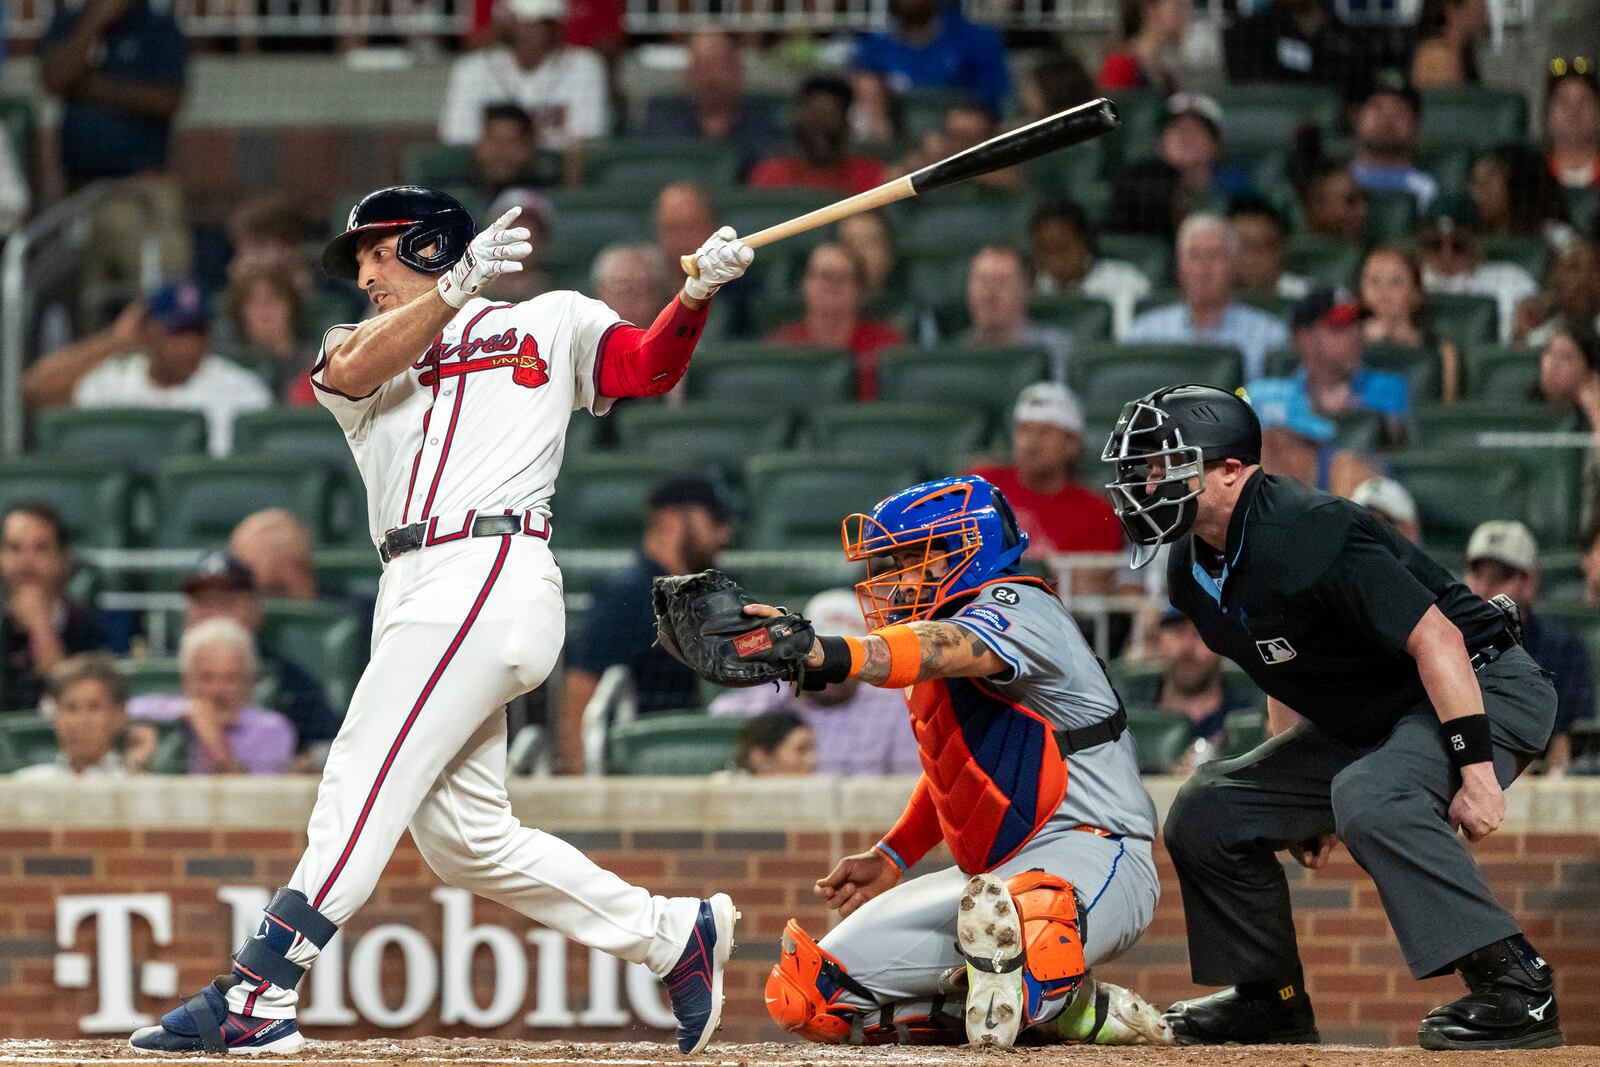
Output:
[841, 475, 1029, 630]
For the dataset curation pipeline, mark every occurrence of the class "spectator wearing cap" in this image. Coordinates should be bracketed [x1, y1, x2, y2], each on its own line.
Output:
[962, 247, 1072, 381]
[438, 0, 608, 184]
[1228, 196, 1312, 302]
[1097, 0, 1187, 94]
[558, 475, 734, 774]
[21, 282, 272, 457]
[1, 503, 105, 714]
[766, 244, 903, 402]
[1545, 59, 1600, 190]
[1249, 377, 1384, 498]
[1351, 79, 1439, 210]
[750, 77, 888, 196]
[1463, 520, 1595, 775]
[1411, 0, 1488, 88]
[1419, 194, 1538, 344]
[127, 617, 296, 776]
[469, 104, 545, 201]
[709, 589, 919, 776]
[1122, 609, 1260, 762]
[850, 0, 1011, 115]
[182, 552, 341, 757]
[1125, 213, 1290, 380]
[1262, 289, 1410, 444]
[641, 32, 775, 178]
[1222, 0, 1371, 97]
[14, 654, 131, 779]
[1158, 94, 1253, 201]
[1029, 199, 1151, 339]
[1359, 246, 1462, 402]
[1351, 476, 1423, 545]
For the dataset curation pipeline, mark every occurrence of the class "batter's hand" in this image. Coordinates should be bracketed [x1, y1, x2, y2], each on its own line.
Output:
[1449, 762, 1505, 842]
[437, 207, 535, 309]
[682, 226, 753, 302]
[1288, 833, 1337, 870]
[815, 849, 900, 917]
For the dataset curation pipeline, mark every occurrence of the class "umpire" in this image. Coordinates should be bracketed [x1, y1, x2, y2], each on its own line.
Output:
[1102, 385, 1561, 1051]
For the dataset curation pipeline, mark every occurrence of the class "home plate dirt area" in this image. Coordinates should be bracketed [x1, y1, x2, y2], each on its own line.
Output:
[4, 1040, 1600, 1067]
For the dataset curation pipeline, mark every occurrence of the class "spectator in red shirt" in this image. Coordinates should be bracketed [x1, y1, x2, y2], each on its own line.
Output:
[766, 243, 903, 401]
[750, 76, 888, 195]
[1097, 0, 1187, 94]
[968, 382, 1122, 562]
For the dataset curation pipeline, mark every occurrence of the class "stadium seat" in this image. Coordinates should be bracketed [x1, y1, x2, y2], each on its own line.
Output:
[1287, 235, 1362, 292]
[1098, 234, 1173, 287]
[1462, 344, 1540, 399]
[605, 713, 745, 775]
[1333, 410, 1385, 452]
[259, 600, 364, 712]
[1536, 604, 1600, 674]
[743, 453, 921, 550]
[876, 346, 1049, 433]
[1101, 92, 1165, 174]
[153, 457, 333, 548]
[1567, 187, 1599, 233]
[0, 714, 55, 770]
[906, 252, 972, 310]
[1426, 293, 1500, 348]
[314, 547, 383, 600]
[1125, 708, 1194, 775]
[0, 96, 37, 175]
[1363, 342, 1441, 403]
[401, 142, 474, 187]
[553, 453, 711, 550]
[1215, 85, 1341, 152]
[1068, 343, 1244, 413]
[1027, 141, 1105, 200]
[1482, 235, 1552, 281]
[612, 402, 792, 482]
[544, 204, 651, 273]
[1409, 404, 1562, 450]
[1221, 711, 1268, 758]
[1364, 189, 1419, 245]
[685, 345, 856, 414]
[901, 197, 1030, 257]
[34, 408, 209, 472]
[900, 86, 983, 140]
[1419, 87, 1527, 151]
[0, 458, 136, 549]
[118, 657, 182, 698]
[1538, 549, 1586, 604]
[723, 556, 862, 613]
[1383, 450, 1530, 551]
[234, 407, 355, 468]
[1030, 295, 1115, 342]
[804, 403, 989, 476]
[583, 138, 739, 189]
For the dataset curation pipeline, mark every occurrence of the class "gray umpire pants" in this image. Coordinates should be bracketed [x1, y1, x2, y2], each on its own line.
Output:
[1163, 646, 1556, 984]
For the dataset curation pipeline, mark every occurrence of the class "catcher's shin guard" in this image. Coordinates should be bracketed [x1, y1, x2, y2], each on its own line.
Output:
[958, 870, 1087, 1048]
[767, 920, 955, 1045]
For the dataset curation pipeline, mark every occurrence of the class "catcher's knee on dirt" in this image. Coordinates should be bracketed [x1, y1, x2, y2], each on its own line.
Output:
[767, 920, 954, 1044]
[1006, 870, 1088, 1012]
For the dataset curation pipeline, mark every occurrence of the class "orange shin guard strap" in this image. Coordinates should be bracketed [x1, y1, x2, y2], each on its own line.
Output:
[869, 624, 922, 689]
[766, 920, 855, 1043]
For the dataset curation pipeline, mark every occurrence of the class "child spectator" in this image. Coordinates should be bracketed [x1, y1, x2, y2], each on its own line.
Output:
[733, 711, 818, 777]
[1359, 246, 1461, 402]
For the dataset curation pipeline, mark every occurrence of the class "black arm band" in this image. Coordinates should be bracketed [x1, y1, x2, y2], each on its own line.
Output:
[1440, 714, 1494, 768]
[809, 636, 855, 686]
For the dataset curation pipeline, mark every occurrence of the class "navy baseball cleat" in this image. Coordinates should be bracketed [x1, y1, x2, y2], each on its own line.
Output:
[130, 976, 306, 1055]
[664, 894, 739, 1054]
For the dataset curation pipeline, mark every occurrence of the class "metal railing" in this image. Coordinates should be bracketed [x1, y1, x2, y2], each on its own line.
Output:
[0, 180, 162, 458]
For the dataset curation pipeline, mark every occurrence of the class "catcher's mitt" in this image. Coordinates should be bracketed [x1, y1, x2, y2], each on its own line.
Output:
[651, 570, 815, 687]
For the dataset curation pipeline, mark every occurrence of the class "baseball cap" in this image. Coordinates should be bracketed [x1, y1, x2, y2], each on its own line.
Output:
[183, 552, 255, 595]
[1247, 378, 1335, 443]
[503, 0, 566, 19]
[146, 280, 209, 334]
[804, 589, 867, 637]
[1163, 93, 1223, 139]
[1291, 288, 1362, 332]
[647, 474, 733, 524]
[1013, 382, 1084, 435]
[1465, 520, 1539, 573]
[1350, 477, 1418, 527]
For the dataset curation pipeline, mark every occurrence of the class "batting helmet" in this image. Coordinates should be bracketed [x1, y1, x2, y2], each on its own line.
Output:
[842, 475, 1028, 630]
[321, 186, 476, 280]
[1101, 384, 1261, 568]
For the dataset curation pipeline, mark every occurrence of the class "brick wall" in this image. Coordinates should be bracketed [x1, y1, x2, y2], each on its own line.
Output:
[1, 823, 1596, 1047]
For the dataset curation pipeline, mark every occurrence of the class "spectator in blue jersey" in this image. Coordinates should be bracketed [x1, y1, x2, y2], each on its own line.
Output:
[851, 0, 1010, 115]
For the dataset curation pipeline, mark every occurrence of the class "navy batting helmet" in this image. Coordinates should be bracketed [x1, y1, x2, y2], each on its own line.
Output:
[321, 186, 476, 280]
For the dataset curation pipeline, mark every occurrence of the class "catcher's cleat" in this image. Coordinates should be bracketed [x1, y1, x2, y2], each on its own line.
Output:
[1055, 977, 1175, 1046]
[957, 874, 1027, 1048]
[1164, 986, 1320, 1045]
[1418, 936, 1563, 1051]
[665, 894, 739, 1054]
[129, 976, 305, 1055]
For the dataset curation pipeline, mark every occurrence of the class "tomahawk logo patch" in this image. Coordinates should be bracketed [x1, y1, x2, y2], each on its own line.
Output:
[1256, 637, 1297, 664]
[991, 586, 1020, 605]
[960, 606, 1010, 632]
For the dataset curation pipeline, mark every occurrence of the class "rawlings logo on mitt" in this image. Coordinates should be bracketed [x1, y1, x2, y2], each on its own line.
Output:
[651, 570, 815, 688]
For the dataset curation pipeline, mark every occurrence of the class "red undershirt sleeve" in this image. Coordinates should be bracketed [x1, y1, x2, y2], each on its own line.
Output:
[595, 295, 710, 399]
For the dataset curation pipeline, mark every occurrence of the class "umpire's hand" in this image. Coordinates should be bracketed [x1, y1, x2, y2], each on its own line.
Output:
[1449, 763, 1506, 842]
[815, 850, 901, 917]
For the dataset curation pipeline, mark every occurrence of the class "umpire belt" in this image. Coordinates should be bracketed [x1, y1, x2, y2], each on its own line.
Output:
[1053, 705, 1128, 756]
[380, 510, 551, 564]
[1468, 627, 1519, 672]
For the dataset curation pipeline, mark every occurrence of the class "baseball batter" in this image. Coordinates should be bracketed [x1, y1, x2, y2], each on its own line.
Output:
[130, 186, 753, 1056]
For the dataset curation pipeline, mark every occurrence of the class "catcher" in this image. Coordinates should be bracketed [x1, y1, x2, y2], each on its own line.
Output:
[654, 474, 1170, 1048]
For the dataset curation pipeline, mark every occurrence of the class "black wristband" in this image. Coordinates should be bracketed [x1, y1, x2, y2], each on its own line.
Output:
[1440, 714, 1494, 768]
[808, 636, 854, 687]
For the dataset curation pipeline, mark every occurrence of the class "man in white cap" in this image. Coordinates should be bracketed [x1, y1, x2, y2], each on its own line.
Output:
[438, 0, 607, 183]
[1351, 476, 1421, 545]
[707, 589, 918, 776]
[1463, 520, 1595, 774]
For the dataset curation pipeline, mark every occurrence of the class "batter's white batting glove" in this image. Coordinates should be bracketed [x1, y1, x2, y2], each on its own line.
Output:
[437, 207, 535, 309]
[683, 226, 754, 302]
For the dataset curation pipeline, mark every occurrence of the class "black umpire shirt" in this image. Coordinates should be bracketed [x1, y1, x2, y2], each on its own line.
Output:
[1169, 471, 1504, 747]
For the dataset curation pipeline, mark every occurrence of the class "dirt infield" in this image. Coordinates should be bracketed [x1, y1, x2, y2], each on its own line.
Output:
[4, 1040, 1600, 1067]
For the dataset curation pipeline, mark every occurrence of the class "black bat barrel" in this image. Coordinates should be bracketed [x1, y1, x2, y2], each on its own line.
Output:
[909, 97, 1119, 196]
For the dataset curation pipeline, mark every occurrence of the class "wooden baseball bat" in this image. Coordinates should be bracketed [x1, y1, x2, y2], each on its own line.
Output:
[680, 96, 1119, 277]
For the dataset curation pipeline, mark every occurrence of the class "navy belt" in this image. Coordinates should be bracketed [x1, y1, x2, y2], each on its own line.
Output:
[1469, 627, 1518, 672]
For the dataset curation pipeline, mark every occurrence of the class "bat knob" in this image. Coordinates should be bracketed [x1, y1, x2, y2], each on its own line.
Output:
[680, 253, 701, 279]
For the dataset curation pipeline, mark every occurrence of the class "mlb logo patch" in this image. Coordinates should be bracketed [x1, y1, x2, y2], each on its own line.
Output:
[732, 629, 774, 657]
[1256, 637, 1297, 664]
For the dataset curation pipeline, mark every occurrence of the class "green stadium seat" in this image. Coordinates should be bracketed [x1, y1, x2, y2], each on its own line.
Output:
[1482, 236, 1552, 281]
[1098, 234, 1173, 287]
[1536, 605, 1600, 674]
[233, 409, 374, 542]
[1567, 187, 1599, 233]
[1365, 189, 1419, 245]
[743, 453, 921, 550]
[1030, 296, 1115, 342]
[259, 600, 364, 712]
[544, 204, 651, 273]
[1384, 450, 1532, 551]
[402, 143, 474, 187]
[1125, 708, 1193, 775]
[153, 457, 333, 548]
[1069, 343, 1244, 413]
[0, 714, 56, 768]
[719, 188, 835, 279]
[876, 346, 1049, 432]
[314, 547, 383, 600]
[1215, 85, 1341, 152]
[34, 408, 209, 472]
[1409, 403, 1562, 449]
[686, 345, 856, 414]
[1287, 235, 1362, 292]
[907, 253, 972, 309]
[612, 402, 792, 481]
[1027, 141, 1106, 199]
[1419, 87, 1527, 151]
[1221, 710, 1268, 758]
[1364, 342, 1442, 404]
[583, 138, 739, 189]
[118, 657, 182, 698]
[804, 403, 989, 476]
[553, 453, 710, 550]
[1332, 410, 1385, 452]
[605, 713, 745, 775]
[1426, 293, 1500, 349]
[1101, 92, 1165, 174]
[1539, 549, 1586, 604]
[900, 87, 983, 141]
[1463, 344, 1540, 399]
[902, 198, 1030, 257]
[0, 96, 37, 175]
[722, 556, 861, 612]
[0, 458, 136, 549]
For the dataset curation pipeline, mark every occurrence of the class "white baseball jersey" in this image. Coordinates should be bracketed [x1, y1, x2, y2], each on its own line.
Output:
[311, 291, 624, 546]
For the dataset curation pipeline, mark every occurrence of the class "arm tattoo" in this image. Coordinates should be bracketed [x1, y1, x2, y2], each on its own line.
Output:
[911, 621, 968, 681]
[857, 635, 893, 686]
[854, 622, 1001, 687]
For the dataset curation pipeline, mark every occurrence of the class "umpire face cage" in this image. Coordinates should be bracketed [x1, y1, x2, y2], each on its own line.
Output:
[1102, 399, 1207, 570]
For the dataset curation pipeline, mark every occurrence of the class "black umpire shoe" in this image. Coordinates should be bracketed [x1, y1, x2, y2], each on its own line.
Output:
[1164, 987, 1320, 1045]
[1419, 936, 1564, 1051]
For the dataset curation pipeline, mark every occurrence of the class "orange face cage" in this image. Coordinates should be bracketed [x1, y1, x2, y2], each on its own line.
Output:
[840, 484, 986, 632]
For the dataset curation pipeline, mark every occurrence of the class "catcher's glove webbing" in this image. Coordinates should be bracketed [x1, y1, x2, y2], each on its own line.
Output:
[651, 570, 816, 687]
